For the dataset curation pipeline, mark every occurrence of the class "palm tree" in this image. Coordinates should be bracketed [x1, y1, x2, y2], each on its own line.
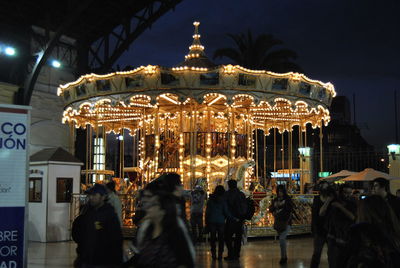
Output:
[213, 30, 302, 73]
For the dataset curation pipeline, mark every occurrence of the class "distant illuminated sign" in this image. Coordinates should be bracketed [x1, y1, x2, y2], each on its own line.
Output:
[298, 147, 311, 157]
[387, 144, 400, 154]
[271, 172, 300, 180]
[318, 172, 332, 178]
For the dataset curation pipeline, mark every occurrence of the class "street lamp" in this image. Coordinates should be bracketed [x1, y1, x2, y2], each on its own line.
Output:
[51, 60, 61, 68]
[4, 46, 16, 56]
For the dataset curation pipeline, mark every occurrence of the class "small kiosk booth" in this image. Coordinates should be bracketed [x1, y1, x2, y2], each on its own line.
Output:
[28, 147, 82, 242]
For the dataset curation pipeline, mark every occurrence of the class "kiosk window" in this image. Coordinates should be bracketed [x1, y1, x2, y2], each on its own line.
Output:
[57, 178, 73, 203]
[29, 177, 42, 202]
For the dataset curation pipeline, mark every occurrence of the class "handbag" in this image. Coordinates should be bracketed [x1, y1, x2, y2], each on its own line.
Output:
[273, 218, 288, 233]
[123, 240, 139, 266]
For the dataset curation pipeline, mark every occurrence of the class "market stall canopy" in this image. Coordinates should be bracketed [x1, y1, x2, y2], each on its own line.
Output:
[322, 170, 357, 182]
[341, 168, 400, 182]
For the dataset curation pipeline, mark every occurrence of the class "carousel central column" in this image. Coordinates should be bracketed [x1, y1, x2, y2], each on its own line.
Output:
[227, 107, 231, 178]
[246, 114, 251, 158]
[247, 114, 254, 188]
[263, 122, 267, 187]
[179, 106, 184, 185]
[274, 128, 277, 173]
[289, 128, 293, 180]
[193, 106, 198, 188]
[255, 127, 259, 182]
[154, 107, 160, 178]
[231, 109, 236, 164]
[319, 121, 324, 173]
[189, 102, 196, 188]
[206, 107, 212, 191]
[85, 124, 90, 184]
[140, 110, 146, 182]
[119, 123, 124, 180]
[281, 130, 285, 171]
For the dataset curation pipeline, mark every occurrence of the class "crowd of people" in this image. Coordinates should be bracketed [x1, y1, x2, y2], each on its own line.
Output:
[71, 173, 400, 268]
[71, 174, 257, 268]
[310, 177, 400, 268]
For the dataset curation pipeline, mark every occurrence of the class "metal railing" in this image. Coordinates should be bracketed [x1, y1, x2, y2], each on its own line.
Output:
[70, 192, 315, 237]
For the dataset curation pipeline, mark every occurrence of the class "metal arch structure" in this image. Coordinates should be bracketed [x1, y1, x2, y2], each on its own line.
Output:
[21, 0, 96, 106]
[88, 1, 182, 74]
[0, 0, 183, 105]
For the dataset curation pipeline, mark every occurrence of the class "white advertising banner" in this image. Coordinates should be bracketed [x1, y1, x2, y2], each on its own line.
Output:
[0, 104, 30, 268]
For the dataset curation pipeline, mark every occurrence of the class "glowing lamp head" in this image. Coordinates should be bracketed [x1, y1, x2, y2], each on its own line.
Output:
[51, 60, 61, 68]
[4, 46, 16, 56]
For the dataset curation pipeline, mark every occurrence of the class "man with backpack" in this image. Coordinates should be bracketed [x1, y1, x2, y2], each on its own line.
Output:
[224, 180, 248, 261]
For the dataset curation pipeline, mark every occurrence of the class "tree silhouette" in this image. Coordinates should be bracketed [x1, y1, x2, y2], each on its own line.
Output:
[213, 30, 303, 73]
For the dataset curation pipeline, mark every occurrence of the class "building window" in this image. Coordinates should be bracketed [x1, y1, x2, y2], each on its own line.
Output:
[57, 178, 73, 203]
[93, 137, 106, 181]
[29, 177, 42, 202]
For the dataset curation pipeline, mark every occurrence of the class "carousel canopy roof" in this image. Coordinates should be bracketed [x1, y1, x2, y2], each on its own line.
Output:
[58, 22, 336, 133]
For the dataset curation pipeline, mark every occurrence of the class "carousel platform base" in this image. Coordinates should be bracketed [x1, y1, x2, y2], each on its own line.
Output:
[247, 225, 311, 237]
[122, 224, 311, 238]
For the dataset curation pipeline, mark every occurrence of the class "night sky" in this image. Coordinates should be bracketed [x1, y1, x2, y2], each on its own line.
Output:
[116, 0, 400, 151]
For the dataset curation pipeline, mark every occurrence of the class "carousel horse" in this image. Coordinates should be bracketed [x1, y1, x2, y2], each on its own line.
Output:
[225, 160, 255, 190]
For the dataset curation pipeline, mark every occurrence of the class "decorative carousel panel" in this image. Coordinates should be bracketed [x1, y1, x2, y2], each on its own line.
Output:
[199, 72, 219, 86]
[271, 78, 288, 92]
[125, 75, 144, 88]
[160, 72, 180, 86]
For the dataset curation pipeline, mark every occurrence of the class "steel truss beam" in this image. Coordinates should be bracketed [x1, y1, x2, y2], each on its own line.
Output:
[19, 0, 182, 105]
[20, 0, 95, 105]
[88, 0, 181, 73]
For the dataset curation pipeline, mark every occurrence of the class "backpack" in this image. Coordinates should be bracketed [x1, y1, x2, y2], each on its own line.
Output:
[236, 192, 248, 219]
[244, 197, 256, 220]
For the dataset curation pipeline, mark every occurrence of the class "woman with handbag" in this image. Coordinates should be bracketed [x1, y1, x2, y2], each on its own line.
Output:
[269, 184, 294, 265]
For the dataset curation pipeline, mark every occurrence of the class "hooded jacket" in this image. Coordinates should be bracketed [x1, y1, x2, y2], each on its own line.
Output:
[72, 203, 123, 265]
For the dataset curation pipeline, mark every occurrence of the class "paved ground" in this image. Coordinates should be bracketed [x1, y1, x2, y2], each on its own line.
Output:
[28, 235, 328, 267]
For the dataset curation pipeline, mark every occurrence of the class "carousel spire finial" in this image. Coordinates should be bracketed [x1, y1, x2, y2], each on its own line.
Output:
[178, 21, 215, 67]
[185, 21, 205, 60]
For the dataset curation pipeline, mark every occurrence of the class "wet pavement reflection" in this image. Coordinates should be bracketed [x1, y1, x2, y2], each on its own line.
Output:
[28, 236, 328, 267]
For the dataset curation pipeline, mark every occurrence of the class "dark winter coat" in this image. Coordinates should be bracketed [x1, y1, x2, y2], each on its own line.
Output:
[269, 196, 294, 225]
[311, 195, 330, 236]
[326, 198, 357, 245]
[386, 194, 400, 220]
[205, 194, 233, 225]
[72, 203, 123, 265]
[225, 188, 247, 220]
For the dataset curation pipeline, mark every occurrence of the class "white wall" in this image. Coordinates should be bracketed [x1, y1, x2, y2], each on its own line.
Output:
[30, 91, 71, 155]
[30, 63, 76, 155]
[46, 163, 80, 241]
[28, 165, 48, 242]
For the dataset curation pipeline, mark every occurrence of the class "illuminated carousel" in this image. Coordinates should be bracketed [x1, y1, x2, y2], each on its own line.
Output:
[62, 22, 335, 234]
